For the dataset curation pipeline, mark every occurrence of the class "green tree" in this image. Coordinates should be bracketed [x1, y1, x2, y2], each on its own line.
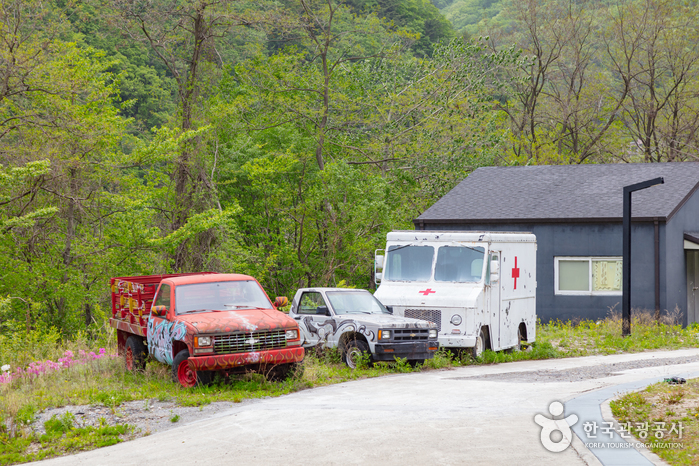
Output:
[108, 0, 264, 270]
[0, 0, 136, 333]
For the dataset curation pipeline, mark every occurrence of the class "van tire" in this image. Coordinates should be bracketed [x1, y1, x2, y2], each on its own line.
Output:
[472, 327, 487, 359]
[514, 327, 524, 352]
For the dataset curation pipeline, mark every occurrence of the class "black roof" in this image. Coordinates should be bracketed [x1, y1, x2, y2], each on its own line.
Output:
[416, 163, 699, 225]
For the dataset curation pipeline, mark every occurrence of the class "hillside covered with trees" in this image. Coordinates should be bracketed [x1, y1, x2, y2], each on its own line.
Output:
[1, 0, 698, 339]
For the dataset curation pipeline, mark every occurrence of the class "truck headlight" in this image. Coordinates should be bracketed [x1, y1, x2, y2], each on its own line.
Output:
[285, 329, 299, 341]
[195, 336, 211, 347]
[450, 314, 462, 326]
[429, 329, 437, 339]
[379, 330, 391, 340]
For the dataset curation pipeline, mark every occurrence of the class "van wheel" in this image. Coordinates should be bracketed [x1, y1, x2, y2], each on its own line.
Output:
[172, 349, 210, 388]
[472, 328, 487, 359]
[125, 336, 146, 372]
[343, 340, 370, 369]
[514, 327, 524, 352]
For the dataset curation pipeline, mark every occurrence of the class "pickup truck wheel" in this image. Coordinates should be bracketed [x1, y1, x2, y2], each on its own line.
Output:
[343, 340, 370, 369]
[471, 328, 487, 359]
[125, 336, 146, 372]
[266, 362, 303, 382]
[172, 349, 210, 388]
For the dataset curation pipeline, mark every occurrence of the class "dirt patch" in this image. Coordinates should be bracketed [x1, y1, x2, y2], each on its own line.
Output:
[30, 399, 249, 438]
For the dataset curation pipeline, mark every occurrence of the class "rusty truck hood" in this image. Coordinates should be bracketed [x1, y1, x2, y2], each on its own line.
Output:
[174, 309, 297, 334]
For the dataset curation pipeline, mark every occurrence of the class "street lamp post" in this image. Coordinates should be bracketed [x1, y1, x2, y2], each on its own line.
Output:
[622, 177, 664, 336]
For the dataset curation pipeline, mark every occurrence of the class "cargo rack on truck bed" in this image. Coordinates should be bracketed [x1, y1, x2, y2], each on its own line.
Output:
[110, 273, 218, 335]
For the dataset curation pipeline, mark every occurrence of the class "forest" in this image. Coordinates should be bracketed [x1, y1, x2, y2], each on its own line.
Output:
[1, 0, 698, 339]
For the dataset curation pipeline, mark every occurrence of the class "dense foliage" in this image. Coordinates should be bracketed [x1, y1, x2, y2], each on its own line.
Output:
[1, 0, 698, 338]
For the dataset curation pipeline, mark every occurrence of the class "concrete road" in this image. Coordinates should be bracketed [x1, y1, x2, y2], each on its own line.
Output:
[35, 348, 699, 466]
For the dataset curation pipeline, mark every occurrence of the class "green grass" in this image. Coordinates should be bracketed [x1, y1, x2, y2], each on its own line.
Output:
[611, 379, 699, 465]
[539, 307, 699, 355]
[0, 411, 134, 464]
[2, 308, 699, 464]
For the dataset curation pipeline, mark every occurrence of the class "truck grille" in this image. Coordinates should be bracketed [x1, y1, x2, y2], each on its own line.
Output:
[214, 330, 287, 354]
[393, 328, 430, 341]
[405, 309, 442, 331]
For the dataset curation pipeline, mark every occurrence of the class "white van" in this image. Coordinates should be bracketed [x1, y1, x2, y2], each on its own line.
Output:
[374, 231, 537, 357]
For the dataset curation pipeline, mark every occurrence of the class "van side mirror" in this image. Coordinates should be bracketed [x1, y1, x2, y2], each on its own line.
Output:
[316, 306, 331, 316]
[490, 260, 500, 282]
[151, 305, 167, 317]
[274, 297, 288, 309]
[374, 250, 385, 285]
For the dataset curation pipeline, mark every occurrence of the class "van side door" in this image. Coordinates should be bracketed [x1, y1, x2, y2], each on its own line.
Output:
[486, 251, 502, 350]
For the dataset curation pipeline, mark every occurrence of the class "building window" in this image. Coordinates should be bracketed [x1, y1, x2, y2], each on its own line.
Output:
[555, 257, 622, 295]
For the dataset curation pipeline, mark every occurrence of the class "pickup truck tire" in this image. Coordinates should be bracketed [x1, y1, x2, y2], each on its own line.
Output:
[471, 327, 487, 359]
[173, 349, 211, 388]
[343, 340, 370, 369]
[266, 362, 303, 382]
[125, 336, 146, 372]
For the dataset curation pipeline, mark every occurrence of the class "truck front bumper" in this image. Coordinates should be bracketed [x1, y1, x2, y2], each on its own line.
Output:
[439, 335, 477, 348]
[373, 341, 439, 362]
[187, 346, 305, 371]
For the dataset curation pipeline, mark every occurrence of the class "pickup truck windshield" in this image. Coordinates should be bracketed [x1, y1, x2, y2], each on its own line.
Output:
[385, 245, 434, 281]
[435, 245, 486, 282]
[326, 291, 390, 315]
[175, 280, 272, 314]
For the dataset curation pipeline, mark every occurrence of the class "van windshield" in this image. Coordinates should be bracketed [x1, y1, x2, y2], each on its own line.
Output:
[385, 245, 434, 282]
[435, 246, 486, 282]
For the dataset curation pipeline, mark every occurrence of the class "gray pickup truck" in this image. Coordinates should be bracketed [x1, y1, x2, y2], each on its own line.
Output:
[289, 288, 439, 368]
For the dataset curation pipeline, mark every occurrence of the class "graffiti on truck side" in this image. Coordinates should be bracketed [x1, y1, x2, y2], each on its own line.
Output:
[147, 319, 188, 365]
[301, 317, 375, 345]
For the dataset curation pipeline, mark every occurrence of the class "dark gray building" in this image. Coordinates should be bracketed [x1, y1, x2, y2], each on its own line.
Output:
[414, 163, 699, 324]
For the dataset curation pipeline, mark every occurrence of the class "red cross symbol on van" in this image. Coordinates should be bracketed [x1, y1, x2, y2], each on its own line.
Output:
[512, 257, 520, 290]
[419, 289, 436, 296]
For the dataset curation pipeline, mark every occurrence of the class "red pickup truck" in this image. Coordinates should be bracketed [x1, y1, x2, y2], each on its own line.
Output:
[109, 273, 304, 387]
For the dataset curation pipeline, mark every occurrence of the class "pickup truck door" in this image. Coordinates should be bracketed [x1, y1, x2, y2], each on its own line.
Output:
[293, 291, 334, 347]
[147, 283, 178, 365]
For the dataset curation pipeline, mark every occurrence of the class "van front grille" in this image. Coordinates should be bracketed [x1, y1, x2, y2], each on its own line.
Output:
[404, 309, 442, 331]
[214, 330, 287, 354]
